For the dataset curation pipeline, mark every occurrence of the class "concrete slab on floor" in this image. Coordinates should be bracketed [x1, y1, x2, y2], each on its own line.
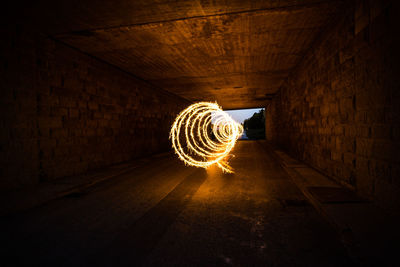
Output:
[272, 148, 400, 266]
[1, 141, 353, 266]
[0, 152, 172, 216]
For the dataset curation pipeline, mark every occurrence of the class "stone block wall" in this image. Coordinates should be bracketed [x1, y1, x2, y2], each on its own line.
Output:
[0, 27, 190, 191]
[266, 0, 400, 211]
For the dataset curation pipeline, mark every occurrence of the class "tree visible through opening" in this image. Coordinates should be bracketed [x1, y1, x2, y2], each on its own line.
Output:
[223, 108, 265, 140]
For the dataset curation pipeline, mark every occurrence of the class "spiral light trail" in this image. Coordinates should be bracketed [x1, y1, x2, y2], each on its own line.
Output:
[170, 102, 243, 173]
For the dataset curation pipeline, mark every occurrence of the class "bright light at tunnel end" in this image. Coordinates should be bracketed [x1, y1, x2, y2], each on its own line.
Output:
[170, 102, 243, 173]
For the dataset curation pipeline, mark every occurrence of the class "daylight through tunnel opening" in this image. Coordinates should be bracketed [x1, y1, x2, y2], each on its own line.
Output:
[221, 107, 266, 140]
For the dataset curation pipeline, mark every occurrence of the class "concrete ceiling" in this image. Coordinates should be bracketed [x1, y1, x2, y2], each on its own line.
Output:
[14, 0, 343, 109]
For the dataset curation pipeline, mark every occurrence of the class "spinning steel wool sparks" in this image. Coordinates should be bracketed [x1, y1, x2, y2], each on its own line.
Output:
[170, 102, 243, 173]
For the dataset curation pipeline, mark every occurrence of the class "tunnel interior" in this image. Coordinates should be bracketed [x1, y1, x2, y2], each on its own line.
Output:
[1, 0, 399, 266]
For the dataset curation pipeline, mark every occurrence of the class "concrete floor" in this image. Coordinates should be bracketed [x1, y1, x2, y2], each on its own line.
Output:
[1, 141, 354, 266]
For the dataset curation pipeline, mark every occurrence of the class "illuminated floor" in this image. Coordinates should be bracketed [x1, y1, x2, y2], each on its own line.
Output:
[1, 141, 353, 266]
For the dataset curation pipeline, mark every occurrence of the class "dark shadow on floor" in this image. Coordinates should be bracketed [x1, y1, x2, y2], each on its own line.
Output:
[89, 169, 207, 266]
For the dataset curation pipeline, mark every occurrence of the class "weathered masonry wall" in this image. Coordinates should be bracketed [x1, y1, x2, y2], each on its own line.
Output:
[266, 0, 400, 211]
[0, 27, 189, 191]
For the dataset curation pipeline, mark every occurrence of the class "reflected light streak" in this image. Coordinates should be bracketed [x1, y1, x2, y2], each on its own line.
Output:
[170, 102, 243, 173]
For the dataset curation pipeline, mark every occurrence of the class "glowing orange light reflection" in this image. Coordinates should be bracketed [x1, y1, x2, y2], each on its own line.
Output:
[170, 102, 243, 173]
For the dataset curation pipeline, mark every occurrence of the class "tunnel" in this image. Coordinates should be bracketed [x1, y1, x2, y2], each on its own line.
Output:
[1, 0, 399, 266]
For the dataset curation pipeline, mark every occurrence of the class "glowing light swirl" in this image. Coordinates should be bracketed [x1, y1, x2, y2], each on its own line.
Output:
[170, 102, 243, 173]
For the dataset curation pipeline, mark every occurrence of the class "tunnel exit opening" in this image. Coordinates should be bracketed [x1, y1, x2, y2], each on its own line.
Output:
[224, 107, 265, 140]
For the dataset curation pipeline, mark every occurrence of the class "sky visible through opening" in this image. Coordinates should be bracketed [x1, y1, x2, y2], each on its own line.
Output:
[224, 108, 264, 124]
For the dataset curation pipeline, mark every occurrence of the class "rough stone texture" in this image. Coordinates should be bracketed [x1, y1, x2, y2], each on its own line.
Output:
[0, 27, 189, 191]
[52, 1, 343, 110]
[5, 0, 343, 35]
[4, 1, 345, 110]
[266, 0, 400, 212]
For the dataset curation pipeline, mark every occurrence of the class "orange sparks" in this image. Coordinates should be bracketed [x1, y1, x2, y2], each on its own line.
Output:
[170, 102, 243, 173]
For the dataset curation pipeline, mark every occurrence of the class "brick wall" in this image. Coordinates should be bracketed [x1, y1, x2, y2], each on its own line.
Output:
[266, 0, 400, 211]
[0, 27, 190, 191]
